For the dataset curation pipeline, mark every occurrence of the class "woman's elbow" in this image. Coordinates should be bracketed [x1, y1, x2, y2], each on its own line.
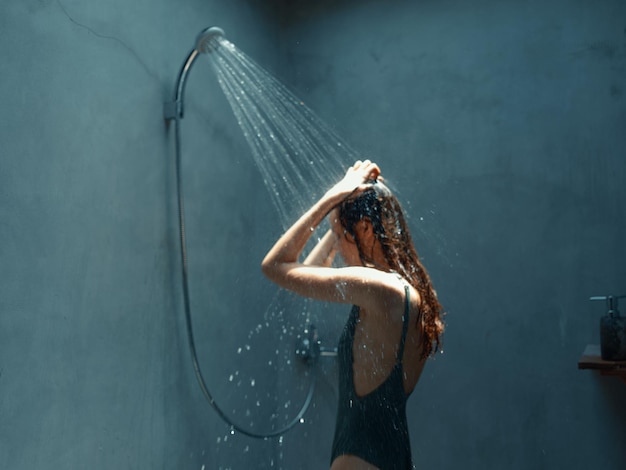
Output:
[261, 257, 277, 281]
[262, 259, 292, 289]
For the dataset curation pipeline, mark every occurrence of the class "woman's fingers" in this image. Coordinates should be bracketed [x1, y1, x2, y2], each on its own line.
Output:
[354, 160, 380, 181]
[351, 160, 378, 173]
[332, 160, 381, 200]
[367, 163, 380, 180]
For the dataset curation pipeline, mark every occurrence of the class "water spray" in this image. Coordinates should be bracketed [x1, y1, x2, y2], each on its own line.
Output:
[164, 27, 318, 439]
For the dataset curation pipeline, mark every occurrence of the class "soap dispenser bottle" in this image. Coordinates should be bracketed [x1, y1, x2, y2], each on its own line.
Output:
[589, 295, 626, 361]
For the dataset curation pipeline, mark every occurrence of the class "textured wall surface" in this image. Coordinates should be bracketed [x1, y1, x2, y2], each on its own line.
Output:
[276, 0, 626, 469]
[0, 1, 284, 468]
[1, 0, 625, 469]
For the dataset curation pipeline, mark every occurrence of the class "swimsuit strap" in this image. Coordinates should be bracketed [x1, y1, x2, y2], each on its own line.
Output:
[397, 283, 410, 365]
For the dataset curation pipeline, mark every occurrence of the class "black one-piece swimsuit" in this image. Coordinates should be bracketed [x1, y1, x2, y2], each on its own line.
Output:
[330, 284, 413, 470]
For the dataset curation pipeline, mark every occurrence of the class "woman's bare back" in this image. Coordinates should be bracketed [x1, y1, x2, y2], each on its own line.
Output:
[351, 284, 426, 398]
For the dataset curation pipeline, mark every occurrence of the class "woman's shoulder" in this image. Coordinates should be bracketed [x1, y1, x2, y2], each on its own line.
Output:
[339, 266, 406, 297]
[352, 270, 411, 314]
[328, 267, 421, 313]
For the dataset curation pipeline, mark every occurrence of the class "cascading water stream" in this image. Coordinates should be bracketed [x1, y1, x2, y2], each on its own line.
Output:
[205, 37, 361, 227]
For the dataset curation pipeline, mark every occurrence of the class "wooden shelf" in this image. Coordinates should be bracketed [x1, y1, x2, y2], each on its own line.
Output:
[578, 344, 626, 385]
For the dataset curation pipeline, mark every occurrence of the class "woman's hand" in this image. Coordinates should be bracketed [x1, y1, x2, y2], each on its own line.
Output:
[262, 158, 385, 305]
[326, 160, 381, 202]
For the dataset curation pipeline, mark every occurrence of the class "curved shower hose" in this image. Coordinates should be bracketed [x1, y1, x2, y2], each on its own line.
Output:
[164, 27, 316, 439]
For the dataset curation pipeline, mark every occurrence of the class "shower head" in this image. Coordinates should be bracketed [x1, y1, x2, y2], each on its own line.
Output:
[196, 27, 225, 54]
[164, 26, 226, 121]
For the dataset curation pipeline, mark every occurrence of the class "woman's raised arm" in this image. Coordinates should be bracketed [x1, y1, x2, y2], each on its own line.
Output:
[261, 160, 381, 304]
[303, 229, 339, 267]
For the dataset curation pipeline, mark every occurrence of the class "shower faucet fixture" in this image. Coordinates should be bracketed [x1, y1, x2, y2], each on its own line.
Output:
[196, 27, 225, 54]
[295, 324, 337, 365]
[164, 27, 226, 121]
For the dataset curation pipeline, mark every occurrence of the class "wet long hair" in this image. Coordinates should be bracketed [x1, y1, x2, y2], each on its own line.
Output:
[338, 181, 444, 359]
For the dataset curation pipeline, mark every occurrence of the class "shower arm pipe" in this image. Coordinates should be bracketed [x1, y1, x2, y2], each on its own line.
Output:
[164, 48, 200, 121]
[164, 28, 317, 439]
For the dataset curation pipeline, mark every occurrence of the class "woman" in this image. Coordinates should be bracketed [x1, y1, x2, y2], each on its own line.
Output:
[262, 160, 444, 470]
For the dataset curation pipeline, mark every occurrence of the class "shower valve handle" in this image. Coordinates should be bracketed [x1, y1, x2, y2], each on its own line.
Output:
[295, 324, 337, 364]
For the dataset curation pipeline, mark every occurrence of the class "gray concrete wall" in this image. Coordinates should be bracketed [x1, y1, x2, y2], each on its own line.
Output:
[2, 0, 626, 469]
[0, 1, 285, 468]
[276, 0, 626, 469]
